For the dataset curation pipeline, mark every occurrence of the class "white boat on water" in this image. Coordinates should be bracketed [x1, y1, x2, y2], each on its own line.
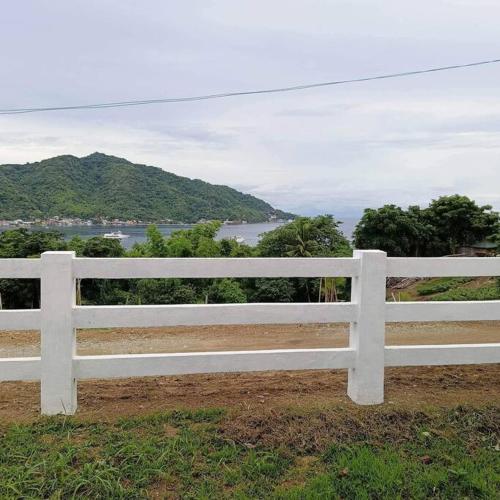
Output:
[233, 235, 245, 244]
[103, 231, 130, 240]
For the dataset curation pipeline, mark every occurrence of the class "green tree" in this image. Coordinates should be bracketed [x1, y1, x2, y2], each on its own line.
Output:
[250, 278, 295, 302]
[258, 215, 351, 258]
[284, 218, 319, 257]
[166, 234, 194, 257]
[78, 237, 125, 305]
[257, 216, 351, 302]
[354, 205, 424, 257]
[82, 237, 124, 258]
[0, 229, 67, 308]
[0, 228, 66, 258]
[207, 279, 247, 303]
[67, 235, 86, 256]
[219, 238, 254, 257]
[195, 237, 221, 257]
[145, 225, 168, 257]
[162, 221, 223, 257]
[134, 279, 197, 305]
[354, 195, 500, 257]
[425, 195, 499, 254]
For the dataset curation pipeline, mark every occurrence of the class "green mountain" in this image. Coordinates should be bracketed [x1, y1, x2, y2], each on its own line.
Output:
[0, 153, 294, 223]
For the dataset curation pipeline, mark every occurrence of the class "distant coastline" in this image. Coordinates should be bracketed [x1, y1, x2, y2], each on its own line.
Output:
[0, 218, 359, 248]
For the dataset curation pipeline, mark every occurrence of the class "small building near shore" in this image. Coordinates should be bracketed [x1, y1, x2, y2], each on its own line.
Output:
[458, 241, 497, 257]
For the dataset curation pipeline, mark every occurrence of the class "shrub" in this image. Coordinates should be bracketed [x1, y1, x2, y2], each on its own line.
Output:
[417, 278, 473, 296]
[431, 285, 500, 301]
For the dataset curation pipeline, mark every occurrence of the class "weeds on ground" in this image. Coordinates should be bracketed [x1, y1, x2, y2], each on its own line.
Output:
[0, 406, 498, 498]
[416, 278, 474, 296]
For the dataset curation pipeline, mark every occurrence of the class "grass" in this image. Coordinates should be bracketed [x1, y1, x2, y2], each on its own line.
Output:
[416, 278, 474, 297]
[393, 277, 500, 302]
[0, 405, 498, 498]
[430, 285, 500, 301]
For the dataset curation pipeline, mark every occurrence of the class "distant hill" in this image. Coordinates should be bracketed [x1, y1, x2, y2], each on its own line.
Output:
[0, 153, 294, 223]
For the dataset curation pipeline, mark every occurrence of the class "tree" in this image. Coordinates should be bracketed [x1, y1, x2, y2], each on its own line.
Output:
[77, 237, 125, 305]
[284, 218, 319, 257]
[207, 279, 247, 303]
[0, 228, 66, 258]
[354, 205, 425, 257]
[220, 238, 254, 257]
[353, 196, 500, 257]
[134, 279, 197, 305]
[258, 215, 351, 257]
[163, 221, 223, 257]
[166, 234, 194, 257]
[0, 229, 68, 308]
[250, 278, 295, 302]
[195, 237, 221, 257]
[145, 225, 168, 257]
[257, 216, 351, 302]
[425, 195, 499, 255]
[82, 237, 125, 258]
[67, 235, 86, 256]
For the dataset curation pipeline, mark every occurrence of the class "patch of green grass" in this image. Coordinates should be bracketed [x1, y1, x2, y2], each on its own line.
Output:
[276, 442, 498, 499]
[416, 277, 474, 297]
[431, 285, 500, 301]
[0, 406, 498, 498]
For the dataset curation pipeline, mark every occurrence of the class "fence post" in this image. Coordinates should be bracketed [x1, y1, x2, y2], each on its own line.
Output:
[348, 249, 387, 405]
[40, 251, 77, 415]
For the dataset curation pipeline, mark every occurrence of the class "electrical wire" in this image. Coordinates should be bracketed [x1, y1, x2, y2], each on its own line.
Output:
[1, 58, 499, 115]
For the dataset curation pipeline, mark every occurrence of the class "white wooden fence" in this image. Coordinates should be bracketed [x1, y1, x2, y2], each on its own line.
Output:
[1, 250, 499, 415]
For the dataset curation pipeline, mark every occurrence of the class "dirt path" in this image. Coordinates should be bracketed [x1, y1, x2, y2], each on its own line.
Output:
[1, 322, 498, 421]
[1, 365, 498, 422]
[1, 321, 499, 357]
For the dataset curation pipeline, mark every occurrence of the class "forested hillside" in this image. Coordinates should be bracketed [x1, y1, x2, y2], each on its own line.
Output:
[0, 153, 294, 222]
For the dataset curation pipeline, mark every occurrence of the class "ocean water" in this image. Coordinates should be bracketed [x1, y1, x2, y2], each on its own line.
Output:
[0, 218, 358, 249]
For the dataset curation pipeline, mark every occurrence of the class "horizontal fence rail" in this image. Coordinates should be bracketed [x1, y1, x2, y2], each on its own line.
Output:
[385, 344, 500, 366]
[74, 303, 357, 329]
[386, 301, 500, 322]
[387, 257, 500, 277]
[0, 309, 41, 331]
[75, 348, 356, 380]
[0, 258, 41, 278]
[0, 250, 499, 415]
[0, 357, 41, 381]
[73, 257, 360, 278]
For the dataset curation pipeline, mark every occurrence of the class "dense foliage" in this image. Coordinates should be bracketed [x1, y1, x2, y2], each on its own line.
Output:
[0, 216, 351, 308]
[354, 195, 499, 256]
[258, 215, 351, 258]
[0, 153, 294, 222]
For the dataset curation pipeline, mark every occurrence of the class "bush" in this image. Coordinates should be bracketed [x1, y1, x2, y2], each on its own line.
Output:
[134, 278, 198, 305]
[251, 278, 295, 303]
[431, 285, 500, 301]
[417, 278, 473, 296]
[208, 279, 247, 303]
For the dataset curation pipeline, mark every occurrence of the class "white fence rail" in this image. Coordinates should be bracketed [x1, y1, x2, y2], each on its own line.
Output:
[0, 250, 499, 415]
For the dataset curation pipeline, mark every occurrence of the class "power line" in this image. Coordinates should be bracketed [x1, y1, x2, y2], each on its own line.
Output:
[1, 58, 500, 115]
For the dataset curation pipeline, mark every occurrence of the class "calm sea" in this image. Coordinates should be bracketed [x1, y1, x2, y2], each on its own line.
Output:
[0, 218, 358, 249]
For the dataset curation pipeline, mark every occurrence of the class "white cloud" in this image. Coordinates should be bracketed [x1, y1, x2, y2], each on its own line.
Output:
[1, 0, 500, 216]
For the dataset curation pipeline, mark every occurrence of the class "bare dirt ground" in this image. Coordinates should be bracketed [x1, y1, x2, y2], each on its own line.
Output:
[1, 321, 499, 357]
[1, 321, 499, 421]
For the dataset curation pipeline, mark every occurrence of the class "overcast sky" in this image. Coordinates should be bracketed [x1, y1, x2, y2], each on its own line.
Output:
[1, 0, 500, 217]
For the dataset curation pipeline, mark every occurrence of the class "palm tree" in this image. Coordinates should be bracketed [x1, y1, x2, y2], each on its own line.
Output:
[284, 219, 319, 301]
[284, 218, 318, 257]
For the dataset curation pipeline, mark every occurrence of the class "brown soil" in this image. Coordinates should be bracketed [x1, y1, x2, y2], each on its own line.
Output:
[1, 321, 499, 357]
[1, 322, 499, 422]
[220, 403, 500, 453]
